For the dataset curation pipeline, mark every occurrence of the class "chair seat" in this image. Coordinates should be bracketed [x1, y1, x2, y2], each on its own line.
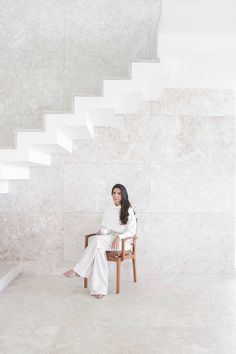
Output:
[106, 250, 132, 259]
[106, 250, 132, 255]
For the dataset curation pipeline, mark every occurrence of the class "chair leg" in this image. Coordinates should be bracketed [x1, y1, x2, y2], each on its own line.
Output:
[132, 257, 137, 282]
[84, 278, 88, 288]
[116, 259, 121, 294]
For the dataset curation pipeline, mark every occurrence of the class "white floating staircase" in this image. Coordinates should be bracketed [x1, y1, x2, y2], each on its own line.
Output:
[0, 60, 171, 194]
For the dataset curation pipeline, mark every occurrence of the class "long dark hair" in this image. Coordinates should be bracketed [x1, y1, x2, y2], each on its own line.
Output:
[111, 184, 134, 225]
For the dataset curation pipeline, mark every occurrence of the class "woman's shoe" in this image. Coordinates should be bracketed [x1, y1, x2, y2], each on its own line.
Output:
[93, 294, 105, 299]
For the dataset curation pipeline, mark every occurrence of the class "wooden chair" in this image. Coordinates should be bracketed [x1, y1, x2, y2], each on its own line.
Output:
[83, 233, 137, 294]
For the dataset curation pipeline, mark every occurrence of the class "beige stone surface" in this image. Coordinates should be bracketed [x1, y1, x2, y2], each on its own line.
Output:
[0, 273, 236, 353]
[151, 89, 235, 116]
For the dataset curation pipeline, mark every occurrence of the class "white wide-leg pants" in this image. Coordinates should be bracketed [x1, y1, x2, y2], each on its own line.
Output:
[72, 234, 131, 295]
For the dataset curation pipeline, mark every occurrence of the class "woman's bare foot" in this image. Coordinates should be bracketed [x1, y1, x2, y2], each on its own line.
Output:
[63, 269, 80, 278]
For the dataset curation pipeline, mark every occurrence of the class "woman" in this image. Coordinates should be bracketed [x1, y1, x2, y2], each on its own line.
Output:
[63, 183, 137, 299]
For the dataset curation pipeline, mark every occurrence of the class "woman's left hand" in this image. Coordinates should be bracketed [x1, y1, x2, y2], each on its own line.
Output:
[112, 235, 120, 250]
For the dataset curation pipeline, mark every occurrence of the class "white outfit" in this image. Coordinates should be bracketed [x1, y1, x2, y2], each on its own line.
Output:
[73, 202, 137, 295]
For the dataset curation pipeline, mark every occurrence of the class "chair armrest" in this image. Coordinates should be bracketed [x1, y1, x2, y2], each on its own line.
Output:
[85, 233, 97, 238]
[84, 233, 97, 248]
[121, 235, 138, 242]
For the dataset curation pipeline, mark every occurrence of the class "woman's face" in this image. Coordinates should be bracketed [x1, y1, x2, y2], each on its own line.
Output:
[112, 188, 122, 205]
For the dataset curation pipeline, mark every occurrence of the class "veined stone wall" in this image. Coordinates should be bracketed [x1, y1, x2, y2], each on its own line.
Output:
[0, 0, 160, 147]
[0, 89, 234, 277]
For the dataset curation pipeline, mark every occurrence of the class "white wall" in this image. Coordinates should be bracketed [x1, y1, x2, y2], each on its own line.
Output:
[158, 0, 236, 88]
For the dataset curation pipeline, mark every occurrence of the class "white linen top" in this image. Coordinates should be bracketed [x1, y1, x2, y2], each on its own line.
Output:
[100, 203, 137, 240]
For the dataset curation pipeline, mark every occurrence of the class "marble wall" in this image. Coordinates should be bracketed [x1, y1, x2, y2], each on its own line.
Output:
[0, 0, 160, 147]
[0, 1, 234, 278]
[0, 89, 234, 277]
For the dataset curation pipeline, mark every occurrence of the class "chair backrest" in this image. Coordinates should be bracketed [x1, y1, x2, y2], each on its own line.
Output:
[130, 216, 138, 245]
[135, 216, 138, 238]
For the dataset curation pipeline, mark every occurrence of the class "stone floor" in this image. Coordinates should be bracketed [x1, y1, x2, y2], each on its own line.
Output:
[0, 273, 236, 354]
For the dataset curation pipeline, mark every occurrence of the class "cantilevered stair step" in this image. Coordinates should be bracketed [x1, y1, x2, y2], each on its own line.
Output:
[17, 113, 94, 155]
[0, 114, 94, 167]
[131, 61, 171, 78]
[0, 147, 51, 166]
[0, 162, 30, 180]
[0, 180, 9, 193]
[103, 80, 142, 113]
[131, 61, 171, 100]
[17, 130, 73, 154]
[103, 79, 141, 97]
[102, 62, 170, 103]
[45, 113, 94, 139]
[0, 261, 23, 292]
[74, 97, 116, 126]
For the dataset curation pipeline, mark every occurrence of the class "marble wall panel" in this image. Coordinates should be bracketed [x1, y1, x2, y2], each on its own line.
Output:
[0, 68, 65, 115]
[0, 0, 67, 21]
[150, 212, 234, 262]
[66, 0, 158, 22]
[65, 114, 151, 164]
[0, 20, 64, 68]
[0, 213, 20, 260]
[36, 166, 64, 212]
[64, 68, 106, 98]
[150, 115, 235, 165]
[0, 194, 12, 213]
[0, 115, 42, 148]
[64, 163, 151, 213]
[150, 163, 234, 213]
[151, 89, 235, 116]
[16, 211, 64, 261]
[0, 88, 234, 275]
[9, 165, 64, 213]
[63, 212, 102, 262]
[65, 19, 151, 66]
[207, 116, 235, 165]
[137, 258, 234, 275]
[9, 175, 45, 214]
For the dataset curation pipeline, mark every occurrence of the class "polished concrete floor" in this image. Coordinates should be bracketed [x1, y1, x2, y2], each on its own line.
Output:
[0, 273, 236, 354]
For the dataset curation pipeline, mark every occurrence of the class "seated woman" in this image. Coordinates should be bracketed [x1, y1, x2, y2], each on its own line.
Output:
[63, 183, 137, 299]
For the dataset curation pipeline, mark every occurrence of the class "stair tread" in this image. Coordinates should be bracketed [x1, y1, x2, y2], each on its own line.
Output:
[0, 261, 21, 279]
